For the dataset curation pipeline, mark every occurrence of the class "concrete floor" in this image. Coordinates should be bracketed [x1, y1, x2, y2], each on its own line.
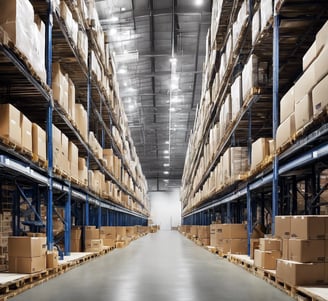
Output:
[11, 231, 292, 301]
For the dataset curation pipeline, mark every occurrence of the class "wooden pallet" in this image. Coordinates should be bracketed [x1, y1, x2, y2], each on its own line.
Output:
[249, 155, 273, 177]
[0, 137, 19, 152]
[32, 154, 48, 169]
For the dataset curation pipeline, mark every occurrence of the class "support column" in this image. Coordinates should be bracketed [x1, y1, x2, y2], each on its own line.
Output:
[46, 0, 54, 251]
[64, 184, 71, 255]
[272, 11, 280, 235]
[247, 185, 252, 256]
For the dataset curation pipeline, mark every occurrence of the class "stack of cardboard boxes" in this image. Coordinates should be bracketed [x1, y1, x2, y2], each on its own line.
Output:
[254, 238, 281, 270]
[277, 21, 328, 149]
[8, 236, 47, 274]
[84, 226, 102, 252]
[210, 223, 248, 254]
[276, 215, 328, 286]
[197, 226, 210, 246]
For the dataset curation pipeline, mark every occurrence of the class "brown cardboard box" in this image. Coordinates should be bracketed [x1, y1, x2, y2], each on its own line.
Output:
[210, 224, 221, 247]
[190, 226, 198, 237]
[217, 239, 247, 254]
[70, 239, 81, 252]
[9, 255, 46, 274]
[8, 236, 47, 257]
[78, 157, 88, 184]
[71, 227, 81, 239]
[52, 125, 61, 151]
[250, 239, 260, 259]
[85, 239, 103, 252]
[216, 224, 247, 239]
[259, 238, 281, 251]
[32, 123, 46, 161]
[52, 62, 69, 113]
[289, 239, 325, 263]
[312, 73, 328, 117]
[275, 216, 291, 238]
[68, 78, 76, 121]
[276, 259, 325, 286]
[295, 93, 313, 131]
[99, 227, 117, 239]
[303, 41, 320, 71]
[0, 104, 22, 146]
[251, 138, 270, 170]
[20, 114, 32, 152]
[280, 86, 295, 123]
[103, 239, 115, 248]
[282, 239, 289, 260]
[126, 226, 137, 237]
[197, 226, 210, 239]
[84, 228, 99, 240]
[116, 227, 126, 238]
[75, 104, 88, 141]
[115, 241, 125, 248]
[290, 215, 327, 240]
[276, 114, 296, 150]
[46, 250, 59, 268]
[254, 249, 281, 270]
[314, 46, 328, 85]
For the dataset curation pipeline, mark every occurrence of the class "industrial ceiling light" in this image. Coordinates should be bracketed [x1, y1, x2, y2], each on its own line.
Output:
[195, 0, 203, 6]
[164, 156, 169, 159]
[163, 163, 170, 167]
[121, 7, 126, 11]
[163, 179, 169, 182]
[170, 57, 177, 65]
[109, 28, 117, 35]
[110, 16, 119, 22]
[163, 171, 169, 175]
[165, 141, 169, 144]
[164, 150, 169, 154]
[169, 107, 175, 112]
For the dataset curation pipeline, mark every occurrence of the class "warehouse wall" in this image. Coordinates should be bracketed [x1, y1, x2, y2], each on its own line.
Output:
[149, 188, 181, 230]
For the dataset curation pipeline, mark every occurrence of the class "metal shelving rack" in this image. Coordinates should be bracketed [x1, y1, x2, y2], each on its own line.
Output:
[0, 0, 149, 257]
[181, 0, 328, 253]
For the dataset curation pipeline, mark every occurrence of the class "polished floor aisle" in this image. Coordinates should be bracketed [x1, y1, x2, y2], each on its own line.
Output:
[11, 231, 292, 301]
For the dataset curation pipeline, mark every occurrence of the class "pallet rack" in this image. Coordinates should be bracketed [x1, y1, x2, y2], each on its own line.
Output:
[0, 0, 149, 262]
[181, 0, 328, 253]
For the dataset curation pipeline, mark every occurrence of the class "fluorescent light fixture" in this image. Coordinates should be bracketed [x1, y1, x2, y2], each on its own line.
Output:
[169, 107, 175, 112]
[170, 82, 179, 90]
[163, 179, 169, 182]
[163, 171, 169, 175]
[118, 67, 127, 74]
[110, 16, 119, 22]
[165, 141, 169, 144]
[164, 150, 169, 154]
[164, 156, 169, 159]
[123, 81, 128, 86]
[195, 0, 203, 6]
[128, 104, 135, 110]
[163, 163, 170, 167]
[121, 7, 126, 11]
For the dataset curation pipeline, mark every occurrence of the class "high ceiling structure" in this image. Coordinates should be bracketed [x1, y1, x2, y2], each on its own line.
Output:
[95, 0, 212, 190]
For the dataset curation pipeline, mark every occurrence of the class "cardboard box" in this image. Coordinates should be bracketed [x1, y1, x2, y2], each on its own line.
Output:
[20, 114, 32, 152]
[46, 250, 59, 268]
[275, 216, 291, 238]
[210, 224, 221, 247]
[75, 104, 88, 141]
[251, 138, 270, 170]
[250, 238, 260, 259]
[0, 104, 22, 146]
[282, 239, 289, 260]
[32, 123, 46, 161]
[259, 238, 281, 251]
[290, 215, 327, 240]
[276, 259, 325, 286]
[85, 239, 103, 252]
[254, 249, 281, 270]
[9, 255, 46, 274]
[289, 239, 325, 263]
[280, 86, 295, 123]
[102, 239, 115, 248]
[99, 227, 117, 239]
[217, 239, 248, 254]
[276, 114, 295, 150]
[295, 93, 313, 131]
[312, 73, 328, 117]
[71, 227, 81, 240]
[116, 227, 126, 238]
[68, 78, 76, 121]
[115, 241, 125, 249]
[260, 0, 273, 32]
[252, 8, 261, 45]
[84, 227, 99, 240]
[231, 75, 243, 120]
[78, 157, 88, 184]
[190, 226, 198, 237]
[217, 224, 247, 239]
[314, 46, 328, 85]
[8, 236, 47, 257]
[303, 41, 320, 71]
[52, 62, 69, 113]
[70, 239, 81, 252]
[197, 226, 210, 239]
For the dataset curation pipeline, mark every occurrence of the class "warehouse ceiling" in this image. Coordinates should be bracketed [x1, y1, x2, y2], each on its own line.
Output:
[95, 0, 212, 190]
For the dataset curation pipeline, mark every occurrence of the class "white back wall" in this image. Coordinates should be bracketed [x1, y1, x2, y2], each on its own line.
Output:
[149, 188, 181, 230]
